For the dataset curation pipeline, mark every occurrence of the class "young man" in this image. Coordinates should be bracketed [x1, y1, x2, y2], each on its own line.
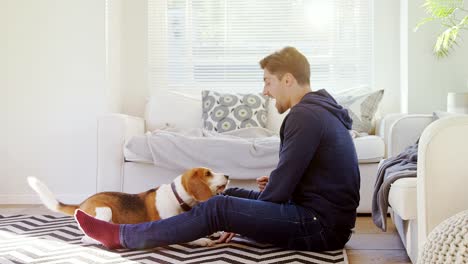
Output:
[74, 47, 360, 251]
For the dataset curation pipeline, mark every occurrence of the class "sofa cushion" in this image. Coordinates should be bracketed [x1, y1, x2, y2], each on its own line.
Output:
[335, 89, 384, 134]
[145, 91, 203, 131]
[354, 135, 385, 163]
[388, 178, 417, 220]
[142, 92, 291, 134]
[202, 90, 269, 132]
[145, 91, 274, 132]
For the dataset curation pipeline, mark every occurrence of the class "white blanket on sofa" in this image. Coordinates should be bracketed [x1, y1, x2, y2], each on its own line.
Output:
[124, 127, 280, 180]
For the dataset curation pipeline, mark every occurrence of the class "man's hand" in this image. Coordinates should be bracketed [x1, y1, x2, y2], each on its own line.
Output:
[256, 176, 269, 191]
[215, 232, 236, 244]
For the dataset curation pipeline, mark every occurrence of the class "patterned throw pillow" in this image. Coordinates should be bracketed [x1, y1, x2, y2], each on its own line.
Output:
[202, 91, 269, 132]
[335, 89, 384, 134]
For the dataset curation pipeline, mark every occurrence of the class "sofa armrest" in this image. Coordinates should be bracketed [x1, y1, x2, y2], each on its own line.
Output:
[384, 114, 433, 158]
[417, 115, 468, 250]
[97, 114, 145, 192]
[376, 113, 406, 140]
[376, 113, 405, 157]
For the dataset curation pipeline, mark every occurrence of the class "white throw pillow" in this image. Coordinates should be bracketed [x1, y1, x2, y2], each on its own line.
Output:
[335, 89, 384, 134]
[145, 91, 202, 131]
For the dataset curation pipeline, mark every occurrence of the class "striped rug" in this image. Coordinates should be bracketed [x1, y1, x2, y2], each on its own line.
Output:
[0, 215, 348, 263]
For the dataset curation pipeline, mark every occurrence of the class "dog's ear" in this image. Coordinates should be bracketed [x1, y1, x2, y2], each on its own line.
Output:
[183, 168, 212, 202]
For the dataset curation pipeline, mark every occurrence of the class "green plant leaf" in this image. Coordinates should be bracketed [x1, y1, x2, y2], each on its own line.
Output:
[418, 0, 467, 58]
[434, 26, 460, 57]
[461, 15, 468, 26]
[423, 0, 464, 18]
[415, 17, 436, 31]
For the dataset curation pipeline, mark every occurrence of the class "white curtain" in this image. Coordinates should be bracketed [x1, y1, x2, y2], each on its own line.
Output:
[148, 0, 373, 95]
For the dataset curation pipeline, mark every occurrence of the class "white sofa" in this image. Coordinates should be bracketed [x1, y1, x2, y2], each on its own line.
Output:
[382, 114, 468, 263]
[97, 92, 387, 213]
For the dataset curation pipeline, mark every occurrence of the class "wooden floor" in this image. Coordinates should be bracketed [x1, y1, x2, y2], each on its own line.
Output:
[347, 214, 411, 263]
[0, 205, 411, 264]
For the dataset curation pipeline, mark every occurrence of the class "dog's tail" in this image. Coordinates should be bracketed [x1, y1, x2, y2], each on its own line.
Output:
[27, 176, 79, 216]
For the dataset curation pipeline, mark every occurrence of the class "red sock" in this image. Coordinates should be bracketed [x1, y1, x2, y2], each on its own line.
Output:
[74, 209, 123, 249]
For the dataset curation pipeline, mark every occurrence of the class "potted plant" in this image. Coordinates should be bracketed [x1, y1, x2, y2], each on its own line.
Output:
[415, 0, 468, 58]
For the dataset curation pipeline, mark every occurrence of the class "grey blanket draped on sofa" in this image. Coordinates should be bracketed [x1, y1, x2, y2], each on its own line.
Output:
[372, 141, 419, 231]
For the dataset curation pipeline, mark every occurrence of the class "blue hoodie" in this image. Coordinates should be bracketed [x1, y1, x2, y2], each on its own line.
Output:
[236, 89, 360, 230]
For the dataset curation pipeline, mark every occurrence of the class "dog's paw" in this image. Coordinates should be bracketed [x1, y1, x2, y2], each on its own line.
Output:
[188, 238, 216, 247]
[81, 235, 101, 245]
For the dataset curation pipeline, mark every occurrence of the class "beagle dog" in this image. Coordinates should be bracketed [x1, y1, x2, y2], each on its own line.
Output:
[27, 167, 229, 247]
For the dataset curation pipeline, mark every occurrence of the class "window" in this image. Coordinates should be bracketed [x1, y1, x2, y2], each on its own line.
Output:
[149, 0, 373, 94]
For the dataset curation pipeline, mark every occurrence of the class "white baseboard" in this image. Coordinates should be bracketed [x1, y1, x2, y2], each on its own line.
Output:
[0, 194, 91, 204]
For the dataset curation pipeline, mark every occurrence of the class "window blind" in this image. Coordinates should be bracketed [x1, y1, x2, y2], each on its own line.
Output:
[148, 0, 373, 94]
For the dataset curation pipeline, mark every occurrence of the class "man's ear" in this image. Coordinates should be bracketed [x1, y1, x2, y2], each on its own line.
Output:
[283, 73, 294, 87]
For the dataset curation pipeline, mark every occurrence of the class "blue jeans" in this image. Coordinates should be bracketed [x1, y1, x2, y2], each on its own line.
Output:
[120, 188, 351, 250]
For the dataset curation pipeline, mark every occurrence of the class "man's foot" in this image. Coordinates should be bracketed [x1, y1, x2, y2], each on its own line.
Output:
[74, 209, 123, 249]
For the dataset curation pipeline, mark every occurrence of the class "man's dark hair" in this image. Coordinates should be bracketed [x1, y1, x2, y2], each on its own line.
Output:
[259, 47, 310, 85]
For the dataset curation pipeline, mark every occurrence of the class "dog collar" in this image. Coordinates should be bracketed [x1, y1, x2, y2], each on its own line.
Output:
[171, 182, 192, 211]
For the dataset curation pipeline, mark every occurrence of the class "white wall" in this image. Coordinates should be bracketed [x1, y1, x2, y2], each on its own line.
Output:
[402, 0, 468, 114]
[121, 0, 148, 117]
[374, 0, 401, 115]
[107, 0, 123, 114]
[1, 1, 7, 199]
[3, 0, 109, 204]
